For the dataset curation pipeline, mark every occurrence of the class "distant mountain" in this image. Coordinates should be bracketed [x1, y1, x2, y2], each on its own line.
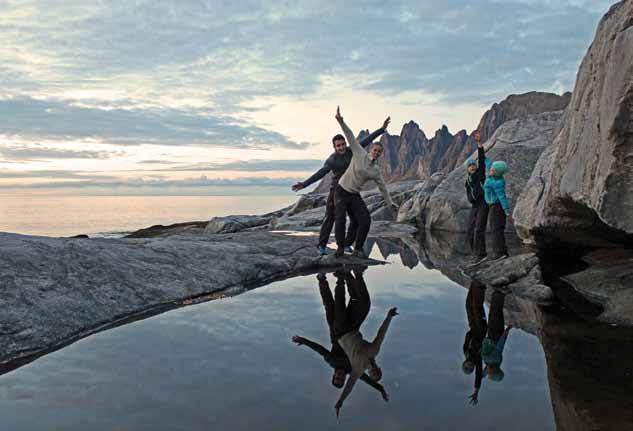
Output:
[313, 91, 571, 193]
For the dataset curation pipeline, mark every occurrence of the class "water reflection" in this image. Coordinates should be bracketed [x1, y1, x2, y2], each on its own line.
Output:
[292, 267, 397, 417]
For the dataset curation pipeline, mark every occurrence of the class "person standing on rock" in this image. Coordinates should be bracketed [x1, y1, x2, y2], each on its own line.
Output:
[333, 106, 396, 258]
[484, 160, 513, 262]
[464, 132, 497, 267]
[292, 119, 390, 256]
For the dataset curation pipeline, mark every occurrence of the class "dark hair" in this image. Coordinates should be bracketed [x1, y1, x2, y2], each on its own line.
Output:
[332, 134, 346, 145]
[371, 141, 384, 149]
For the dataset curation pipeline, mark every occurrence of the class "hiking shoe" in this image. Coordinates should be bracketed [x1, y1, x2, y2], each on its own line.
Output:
[465, 255, 488, 268]
[344, 246, 353, 254]
[335, 247, 345, 258]
[317, 246, 327, 256]
[352, 249, 367, 260]
[488, 253, 509, 263]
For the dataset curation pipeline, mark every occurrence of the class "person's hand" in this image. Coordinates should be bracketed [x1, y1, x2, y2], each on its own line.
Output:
[468, 390, 479, 405]
[335, 401, 343, 417]
[291, 182, 304, 192]
[382, 116, 391, 130]
[335, 106, 343, 123]
[292, 335, 305, 345]
[388, 307, 399, 317]
[381, 388, 390, 402]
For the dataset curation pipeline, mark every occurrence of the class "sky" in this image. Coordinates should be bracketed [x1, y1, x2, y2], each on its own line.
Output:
[0, 0, 615, 195]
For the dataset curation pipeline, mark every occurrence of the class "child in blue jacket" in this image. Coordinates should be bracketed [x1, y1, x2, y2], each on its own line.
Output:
[484, 161, 513, 261]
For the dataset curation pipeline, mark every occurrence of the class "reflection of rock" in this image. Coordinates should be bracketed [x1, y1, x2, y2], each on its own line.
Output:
[0, 230, 384, 371]
[539, 312, 633, 431]
[515, 1, 633, 244]
[424, 111, 565, 232]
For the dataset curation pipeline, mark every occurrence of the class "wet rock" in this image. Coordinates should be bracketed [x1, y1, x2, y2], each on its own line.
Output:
[515, 1, 633, 243]
[0, 230, 385, 370]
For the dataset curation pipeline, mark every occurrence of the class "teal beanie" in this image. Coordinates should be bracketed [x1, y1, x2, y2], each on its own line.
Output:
[491, 161, 507, 176]
[464, 158, 476, 169]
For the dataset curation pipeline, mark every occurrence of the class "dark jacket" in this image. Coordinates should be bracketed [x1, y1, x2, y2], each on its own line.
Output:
[465, 146, 487, 206]
[301, 127, 385, 189]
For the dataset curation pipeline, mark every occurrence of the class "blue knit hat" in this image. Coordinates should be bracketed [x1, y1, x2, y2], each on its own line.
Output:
[464, 158, 476, 169]
[491, 161, 507, 176]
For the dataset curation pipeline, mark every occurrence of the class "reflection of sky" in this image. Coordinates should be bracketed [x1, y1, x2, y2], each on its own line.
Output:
[0, 254, 553, 430]
[0, 1, 613, 194]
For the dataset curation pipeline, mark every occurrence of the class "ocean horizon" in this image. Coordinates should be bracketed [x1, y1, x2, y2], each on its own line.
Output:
[0, 194, 297, 237]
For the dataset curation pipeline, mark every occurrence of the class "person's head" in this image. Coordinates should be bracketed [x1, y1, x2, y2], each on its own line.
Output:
[462, 359, 475, 374]
[368, 360, 383, 381]
[332, 134, 347, 154]
[473, 130, 481, 142]
[464, 158, 477, 174]
[490, 161, 507, 177]
[486, 364, 505, 382]
[332, 369, 346, 388]
[369, 142, 384, 160]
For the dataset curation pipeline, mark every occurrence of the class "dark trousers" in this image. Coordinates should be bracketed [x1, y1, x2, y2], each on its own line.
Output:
[334, 185, 370, 250]
[489, 203, 507, 255]
[333, 272, 371, 337]
[487, 290, 506, 343]
[318, 187, 358, 248]
[466, 202, 489, 257]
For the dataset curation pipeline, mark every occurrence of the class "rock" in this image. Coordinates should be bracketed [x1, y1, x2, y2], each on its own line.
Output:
[515, 1, 633, 244]
[285, 193, 327, 216]
[205, 215, 271, 234]
[126, 221, 207, 238]
[0, 230, 385, 370]
[270, 206, 326, 230]
[423, 111, 565, 232]
[475, 91, 571, 142]
[396, 173, 446, 225]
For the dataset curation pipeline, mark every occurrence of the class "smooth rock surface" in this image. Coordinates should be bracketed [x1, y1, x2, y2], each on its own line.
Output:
[515, 0, 633, 242]
[0, 231, 384, 369]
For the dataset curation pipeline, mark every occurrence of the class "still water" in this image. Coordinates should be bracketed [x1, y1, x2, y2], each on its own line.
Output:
[0, 241, 564, 431]
[0, 194, 295, 237]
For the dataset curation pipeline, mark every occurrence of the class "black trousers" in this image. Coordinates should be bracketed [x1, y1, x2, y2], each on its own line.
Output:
[332, 271, 371, 337]
[489, 203, 508, 255]
[487, 289, 506, 343]
[318, 187, 358, 248]
[466, 202, 489, 257]
[334, 185, 370, 250]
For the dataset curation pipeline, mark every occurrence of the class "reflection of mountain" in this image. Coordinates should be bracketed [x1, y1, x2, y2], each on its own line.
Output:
[364, 237, 419, 269]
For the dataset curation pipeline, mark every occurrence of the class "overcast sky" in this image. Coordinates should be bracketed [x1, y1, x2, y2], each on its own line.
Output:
[0, 0, 614, 194]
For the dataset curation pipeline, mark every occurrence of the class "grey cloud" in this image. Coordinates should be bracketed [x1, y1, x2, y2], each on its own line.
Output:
[0, 96, 310, 149]
[167, 159, 323, 172]
[0, 145, 124, 161]
[0, 169, 116, 180]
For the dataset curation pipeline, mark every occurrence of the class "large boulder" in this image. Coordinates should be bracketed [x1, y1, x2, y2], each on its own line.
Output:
[205, 215, 272, 234]
[515, 1, 633, 244]
[423, 110, 565, 232]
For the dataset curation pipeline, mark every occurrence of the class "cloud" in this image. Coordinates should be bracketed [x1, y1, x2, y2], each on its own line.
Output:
[0, 169, 115, 180]
[167, 159, 323, 172]
[0, 96, 310, 149]
[0, 144, 124, 161]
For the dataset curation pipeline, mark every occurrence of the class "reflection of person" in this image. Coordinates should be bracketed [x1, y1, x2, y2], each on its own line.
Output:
[292, 125, 388, 256]
[291, 270, 388, 401]
[482, 289, 512, 382]
[334, 106, 396, 258]
[462, 280, 488, 405]
[333, 276, 398, 416]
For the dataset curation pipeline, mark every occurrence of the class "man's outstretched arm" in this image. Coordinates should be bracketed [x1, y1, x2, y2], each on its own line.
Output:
[335, 106, 362, 156]
[369, 308, 398, 355]
[292, 336, 329, 357]
[292, 160, 332, 191]
[335, 370, 361, 416]
[359, 117, 390, 148]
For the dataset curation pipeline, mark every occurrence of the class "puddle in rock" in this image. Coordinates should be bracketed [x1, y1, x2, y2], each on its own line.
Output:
[1, 241, 632, 430]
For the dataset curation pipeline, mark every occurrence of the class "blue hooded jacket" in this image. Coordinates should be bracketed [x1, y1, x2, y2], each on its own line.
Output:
[484, 161, 510, 212]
